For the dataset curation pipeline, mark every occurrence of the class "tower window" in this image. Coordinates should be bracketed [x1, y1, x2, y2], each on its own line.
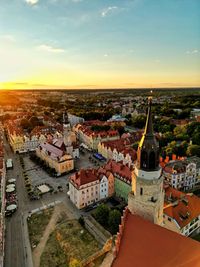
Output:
[141, 151, 148, 169]
[140, 187, 143, 195]
[149, 151, 156, 169]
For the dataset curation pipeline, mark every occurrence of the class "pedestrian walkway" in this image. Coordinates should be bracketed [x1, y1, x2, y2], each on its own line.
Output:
[32, 203, 74, 267]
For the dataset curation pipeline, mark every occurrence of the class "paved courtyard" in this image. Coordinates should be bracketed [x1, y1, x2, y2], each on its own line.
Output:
[22, 150, 105, 193]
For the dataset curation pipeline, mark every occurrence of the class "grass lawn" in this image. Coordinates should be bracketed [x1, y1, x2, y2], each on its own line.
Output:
[40, 219, 101, 267]
[27, 207, 54, 249]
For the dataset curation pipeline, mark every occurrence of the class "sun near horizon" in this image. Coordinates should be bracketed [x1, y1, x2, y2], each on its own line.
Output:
[0, 0, 199, 90]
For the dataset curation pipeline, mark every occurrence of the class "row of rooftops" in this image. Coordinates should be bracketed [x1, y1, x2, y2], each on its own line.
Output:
[99, 136, 138, 161]
[74, 120, 122, 139]
[164, 185, 200, 229]
[77, 124, 119, 138]
[6, 120, 63, 139]
[163, 156, 200, 174]
[70, 160, 133, 188]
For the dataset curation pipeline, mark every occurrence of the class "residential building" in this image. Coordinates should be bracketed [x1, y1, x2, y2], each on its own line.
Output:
[69, 169, 109, 209]
[103, 160, 133, 202]
[74, 121, 120, 150]
[163, 186, 200, 236]
[67, 113, 85, 126]
[98, 137, 137, 167]
[163, 156, 200, 191]
[6, 121, 63, 153]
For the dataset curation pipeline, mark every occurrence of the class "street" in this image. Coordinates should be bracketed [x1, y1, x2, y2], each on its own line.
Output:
[3, 136, 98, 267]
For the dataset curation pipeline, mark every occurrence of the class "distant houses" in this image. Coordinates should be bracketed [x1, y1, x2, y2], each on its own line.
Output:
[163, 156, 200, 191]
[163, 186, 200, 236]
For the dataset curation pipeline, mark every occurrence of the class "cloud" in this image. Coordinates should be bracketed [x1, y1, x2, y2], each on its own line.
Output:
[104, 54, 108, 57]
[101, 6, 118, 17]
[36, 44, 65, 53]
[0, 35, 15, 42]
[25, 0, 39, 6]
[186, 49, 199, 54]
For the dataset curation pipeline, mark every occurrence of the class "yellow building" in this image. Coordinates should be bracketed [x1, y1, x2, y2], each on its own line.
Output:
[36, 142, 74, 176]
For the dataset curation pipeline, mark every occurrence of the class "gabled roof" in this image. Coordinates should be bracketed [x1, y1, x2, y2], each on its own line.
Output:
[113, 212, 200, 267]
[104, 160, 132, 182]
[164, 186, 200, 228]
[40, 142, 64, 158]
[70, 169, 98, 187]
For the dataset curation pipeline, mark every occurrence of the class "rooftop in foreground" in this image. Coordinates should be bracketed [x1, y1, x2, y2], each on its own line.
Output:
[113, 213, 200, 267]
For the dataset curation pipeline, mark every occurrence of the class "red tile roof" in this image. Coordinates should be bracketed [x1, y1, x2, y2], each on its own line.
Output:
[70, 169, 98, 187]
[104, 160, 132, 182]
[113, 212, 200, 267]
[164, 187, 200, 228]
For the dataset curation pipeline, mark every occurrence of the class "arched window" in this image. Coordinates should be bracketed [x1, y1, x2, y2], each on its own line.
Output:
[141, 151, 148, 169]
[149, 151, 156, 169]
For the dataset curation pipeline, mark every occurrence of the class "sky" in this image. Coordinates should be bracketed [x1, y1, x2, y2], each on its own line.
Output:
[0, 0, 200, 90]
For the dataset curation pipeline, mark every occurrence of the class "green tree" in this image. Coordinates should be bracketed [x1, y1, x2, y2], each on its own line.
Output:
[93, 204, 110, 226]
[186, 145, 200, 157]
[108, 210, 121, 234]
[29, 116, 43, 128]
[186, 122, 200, 136]
[131, 115, 146, 129]
[20, 118, 31, 130]
[192, 132, 200, 146]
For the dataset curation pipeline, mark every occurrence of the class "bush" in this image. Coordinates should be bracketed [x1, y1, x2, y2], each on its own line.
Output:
[93, 204, 109, 227]
[78, 216, 85, 227]
[108, 209, 121, 234]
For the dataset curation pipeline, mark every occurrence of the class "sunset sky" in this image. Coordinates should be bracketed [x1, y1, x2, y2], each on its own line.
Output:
[0, 0, 200, 90]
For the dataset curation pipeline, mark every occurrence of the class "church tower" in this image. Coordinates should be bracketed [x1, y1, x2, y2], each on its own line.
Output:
[63, 112, 72, 147]
[128, 97, 164, 225]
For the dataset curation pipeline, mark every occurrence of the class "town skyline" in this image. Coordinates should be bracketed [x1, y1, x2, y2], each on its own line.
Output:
[0, 0, 200, 90]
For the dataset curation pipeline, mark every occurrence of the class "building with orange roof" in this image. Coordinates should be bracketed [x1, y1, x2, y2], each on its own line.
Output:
[6, 120, 63, 153]
[69, 168, 110, 209]
[73, 122, 120, 150]
[163, 186, 200, 236]
[163, 156, 200, 191]
[98, 137, 137, 167]
[104, 160, 133, 202]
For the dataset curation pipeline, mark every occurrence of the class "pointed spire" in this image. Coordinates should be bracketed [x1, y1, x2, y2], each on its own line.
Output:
[136, 96, 159, 171]
[144, 97, 153, 136]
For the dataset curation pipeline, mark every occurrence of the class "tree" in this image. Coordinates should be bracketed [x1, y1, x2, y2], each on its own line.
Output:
[186, 122, 200, 136]
[131, 115, 146, 129]
[29, 116, 43, 128]
[192, 132, 200, 146]
[93, 204, 110, 226]
[20, 118, 31, 130]
[177, 108, 191, 119]
[69, 258, 81, 267]
[186, 145, 200, 157]
[108, 209, 121, 234]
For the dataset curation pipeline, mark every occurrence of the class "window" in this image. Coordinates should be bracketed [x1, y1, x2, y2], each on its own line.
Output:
[140, 187, 143, 195]
[168, 217, 171, 222]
